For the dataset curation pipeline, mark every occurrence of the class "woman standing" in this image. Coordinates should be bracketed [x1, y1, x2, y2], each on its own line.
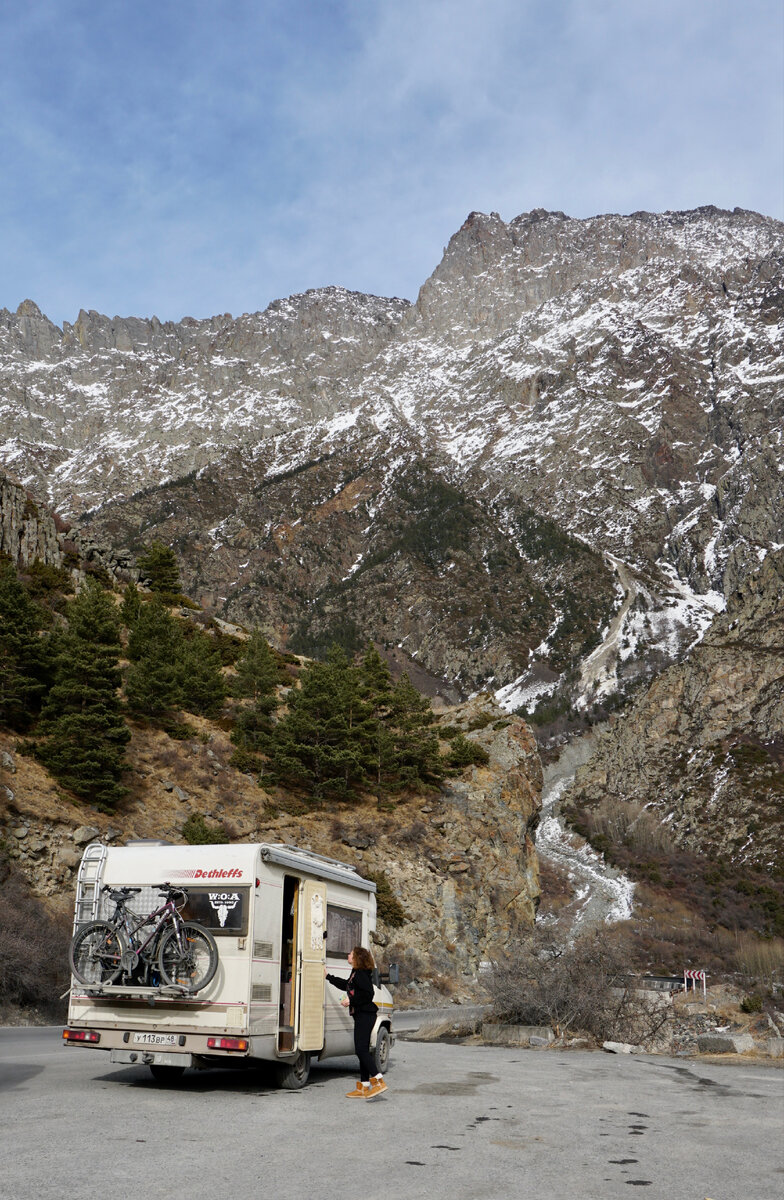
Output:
[326, 945, 387, 1099]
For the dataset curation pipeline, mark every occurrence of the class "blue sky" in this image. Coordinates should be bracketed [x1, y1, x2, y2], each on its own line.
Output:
[1, 0, 782, 327]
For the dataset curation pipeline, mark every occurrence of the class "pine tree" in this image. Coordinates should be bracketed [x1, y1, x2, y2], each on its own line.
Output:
[120, 582, 142, 627]
[178, 631, 226, 717]
[36, 579, 130, 810]
[267, 646, 367, 799]
[357, 644, 397, 787]
[230, 631, 279, 756]
[125, 596, 183, 716]
[389, 673, 444, 788]
[232, 630, 279, 701]
[137, 541, 181, 598]
[265, 644, 444, 799]
[231, 703, 274, 757]
[0, 564, 53, 731]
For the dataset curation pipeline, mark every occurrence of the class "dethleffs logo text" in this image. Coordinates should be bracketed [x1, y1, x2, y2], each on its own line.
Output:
[175, 868, 244, 879]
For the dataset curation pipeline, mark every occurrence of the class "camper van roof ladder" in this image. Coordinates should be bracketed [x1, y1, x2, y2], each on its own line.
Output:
[73, 841, 108, 932]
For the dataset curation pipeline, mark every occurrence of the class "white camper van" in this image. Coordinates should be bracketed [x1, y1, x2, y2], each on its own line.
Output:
[64, 841, 395, 1087]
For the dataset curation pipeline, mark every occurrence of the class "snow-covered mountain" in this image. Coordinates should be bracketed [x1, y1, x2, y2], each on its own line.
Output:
[1, 205, 782, 703]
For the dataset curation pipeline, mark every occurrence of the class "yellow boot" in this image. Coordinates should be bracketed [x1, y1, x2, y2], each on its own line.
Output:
[368, 1074, 387, 1096]
[345, 1080, 371, 1098]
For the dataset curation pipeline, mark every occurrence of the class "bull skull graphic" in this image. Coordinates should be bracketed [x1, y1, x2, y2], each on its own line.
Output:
[209, 891, 240, 928]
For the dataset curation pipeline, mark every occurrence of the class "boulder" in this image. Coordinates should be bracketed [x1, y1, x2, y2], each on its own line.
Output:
[55, 846, 82, 870]
[697, 1032, 755, 1054]
[482, 1023, 554, 1046]
[73, 825, 100, 845]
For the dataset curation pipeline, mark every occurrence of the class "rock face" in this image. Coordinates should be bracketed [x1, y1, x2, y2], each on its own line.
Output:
[74, 443, 615, 693]
[0, 472, 140, 587]
[363, 697, 542, 983]
[0, 694, 541, 990]
[1, 206, 782, 700]
[566, 549, 784, 869]
[0, 476, 64, 568]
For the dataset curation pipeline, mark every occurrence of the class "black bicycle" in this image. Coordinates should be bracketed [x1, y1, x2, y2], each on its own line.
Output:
[70, 883, 219, 993]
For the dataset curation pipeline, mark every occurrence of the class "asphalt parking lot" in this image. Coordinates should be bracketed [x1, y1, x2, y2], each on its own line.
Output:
[1, 1025, 782, 1200]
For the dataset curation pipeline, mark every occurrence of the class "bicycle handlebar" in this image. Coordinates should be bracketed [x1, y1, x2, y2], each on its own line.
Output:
[156, 882, 189, 902]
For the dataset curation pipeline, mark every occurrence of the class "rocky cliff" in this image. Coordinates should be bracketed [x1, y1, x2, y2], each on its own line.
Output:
[565, 548, 784, 869]
[0, 475, 65, 568]
[0, 693, 541, 994]
[0, 471, 139, 585]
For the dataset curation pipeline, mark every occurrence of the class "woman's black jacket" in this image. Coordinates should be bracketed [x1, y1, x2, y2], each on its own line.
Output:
[326, 968, 378, 1017]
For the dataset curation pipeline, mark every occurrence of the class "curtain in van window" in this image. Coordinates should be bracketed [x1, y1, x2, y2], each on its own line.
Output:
[326, 904, 362, 957]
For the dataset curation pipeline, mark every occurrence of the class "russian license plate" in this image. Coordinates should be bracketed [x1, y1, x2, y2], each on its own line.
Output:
[133, 1033, 177, 1046]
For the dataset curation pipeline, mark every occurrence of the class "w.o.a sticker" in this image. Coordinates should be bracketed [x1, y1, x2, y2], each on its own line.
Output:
[209, 891, 241, 927]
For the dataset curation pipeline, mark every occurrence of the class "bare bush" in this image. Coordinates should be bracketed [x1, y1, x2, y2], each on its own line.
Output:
[206, 741, 233, 768]
[329, 818, 347, 841]
[156, 748, 179, 771]
[626, 808, 677, 856]
[586, 799, 675, 856]
[587, 799, 640, 844]
[487, 927, 672, 1047]
[728, 930, 784, 987]
[0, 856, 71, 1020]
[396, 820, 429, 848]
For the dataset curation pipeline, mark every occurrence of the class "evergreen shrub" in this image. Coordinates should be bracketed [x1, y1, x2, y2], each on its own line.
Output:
[136, 541, 181, 599]
[364, 870, 407, 927]
[447, 733, 490, 768]
[182, 814, 229, 845]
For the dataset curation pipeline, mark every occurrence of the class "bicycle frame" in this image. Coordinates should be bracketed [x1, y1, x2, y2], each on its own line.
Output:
[109, 891, 187, 981]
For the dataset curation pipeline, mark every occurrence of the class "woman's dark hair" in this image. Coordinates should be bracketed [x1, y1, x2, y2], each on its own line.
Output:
[351, 945, 375, 970]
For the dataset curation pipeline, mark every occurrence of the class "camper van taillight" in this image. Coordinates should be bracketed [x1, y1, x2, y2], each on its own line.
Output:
[207, 1037, 248, 1052]
[63, 1029, 100, 1044]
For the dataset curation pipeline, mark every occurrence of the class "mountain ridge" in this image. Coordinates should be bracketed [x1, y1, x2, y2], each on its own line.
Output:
[2, 204, 782, 705]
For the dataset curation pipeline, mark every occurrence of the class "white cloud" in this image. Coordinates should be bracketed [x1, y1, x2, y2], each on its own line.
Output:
[0, 0, 781, 325]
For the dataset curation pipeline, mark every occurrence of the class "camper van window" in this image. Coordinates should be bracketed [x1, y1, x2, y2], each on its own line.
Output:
[325, 904, 362, 957]
[181, 887, 249, 936]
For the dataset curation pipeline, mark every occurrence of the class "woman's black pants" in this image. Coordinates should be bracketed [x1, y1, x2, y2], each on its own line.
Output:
[353, 1011, 376, 1082]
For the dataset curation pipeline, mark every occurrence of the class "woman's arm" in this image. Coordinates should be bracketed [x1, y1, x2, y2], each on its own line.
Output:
[325, 972, 349, 992]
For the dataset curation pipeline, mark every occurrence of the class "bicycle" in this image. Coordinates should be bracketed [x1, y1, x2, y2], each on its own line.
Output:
[69, 883, 219, 993]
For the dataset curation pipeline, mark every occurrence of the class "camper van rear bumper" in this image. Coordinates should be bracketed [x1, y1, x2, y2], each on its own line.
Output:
[67, 1027, 252, 1057]
[111, 1049, 194, 1068]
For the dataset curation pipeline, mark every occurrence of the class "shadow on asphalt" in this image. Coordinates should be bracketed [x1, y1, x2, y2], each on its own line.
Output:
[96, 1058, 361, 1093]
[0, 1063, 45, 1091]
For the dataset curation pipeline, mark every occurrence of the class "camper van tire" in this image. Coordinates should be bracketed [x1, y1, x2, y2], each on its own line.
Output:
[275, 1051, 311, 1090]
[149, 1064, 186, 1085]
[157, 922, 219, 992]
[70, 921, 126, 985]
[372, 1026, 391, 1075]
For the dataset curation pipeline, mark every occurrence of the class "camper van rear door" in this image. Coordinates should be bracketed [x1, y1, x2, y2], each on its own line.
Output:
[298, 880, 326, 1052]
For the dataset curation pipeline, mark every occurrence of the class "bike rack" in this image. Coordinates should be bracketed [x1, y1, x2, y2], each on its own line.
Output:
[78, 982, 195, 1004]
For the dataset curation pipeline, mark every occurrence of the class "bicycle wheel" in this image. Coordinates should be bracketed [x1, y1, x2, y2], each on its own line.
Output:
[70, 922, 127, 986]
[157, 922, 218, 992]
